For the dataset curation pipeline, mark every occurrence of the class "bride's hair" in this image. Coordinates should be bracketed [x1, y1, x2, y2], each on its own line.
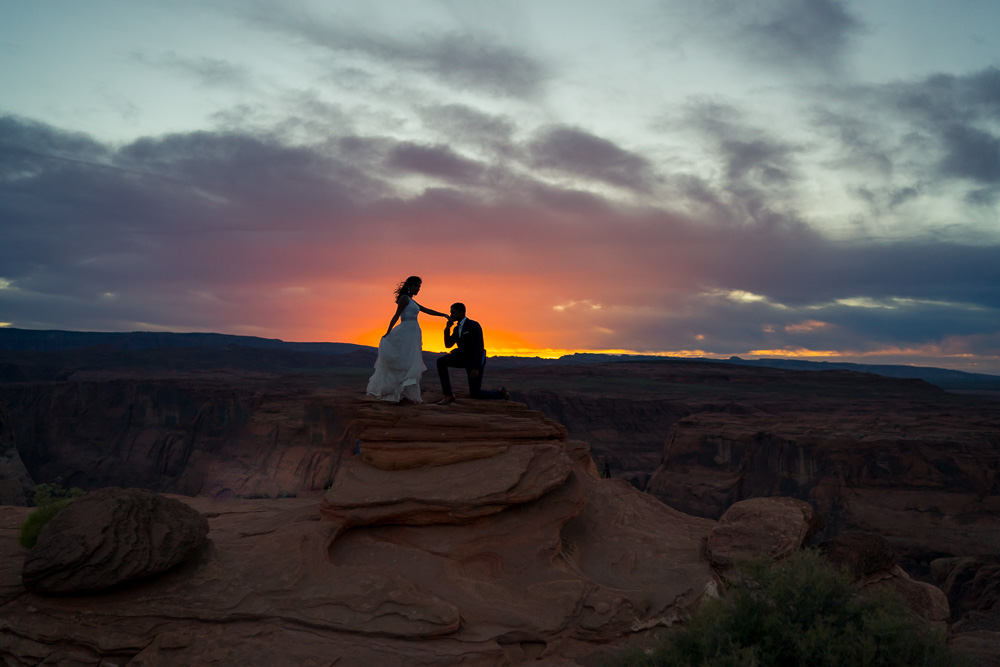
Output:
[394, 276, 421, 299]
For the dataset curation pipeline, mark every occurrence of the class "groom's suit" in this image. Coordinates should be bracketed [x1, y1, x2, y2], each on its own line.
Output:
[437, 318, 504, 399]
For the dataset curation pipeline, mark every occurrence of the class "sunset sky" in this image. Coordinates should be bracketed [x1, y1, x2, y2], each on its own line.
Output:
[1, 1, 999, 372]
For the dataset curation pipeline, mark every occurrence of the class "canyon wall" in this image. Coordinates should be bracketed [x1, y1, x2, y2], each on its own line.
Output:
[0, 373, 359, 501]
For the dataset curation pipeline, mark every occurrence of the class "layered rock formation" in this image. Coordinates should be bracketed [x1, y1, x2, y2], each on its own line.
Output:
[0, 398, 719, 665]
[0, 373, 361, 500]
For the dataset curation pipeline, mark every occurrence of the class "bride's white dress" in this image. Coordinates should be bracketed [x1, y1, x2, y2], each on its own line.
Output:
[366, 297, 426, 403]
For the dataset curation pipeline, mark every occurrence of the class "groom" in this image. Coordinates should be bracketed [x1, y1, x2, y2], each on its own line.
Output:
[436, 303, 508, 405]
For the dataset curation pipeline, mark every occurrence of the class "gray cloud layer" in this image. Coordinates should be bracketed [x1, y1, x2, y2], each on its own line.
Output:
[1, 107, 997, 364]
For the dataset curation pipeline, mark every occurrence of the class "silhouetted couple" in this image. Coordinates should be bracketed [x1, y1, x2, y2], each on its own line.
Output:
[366, 276, 507, 405]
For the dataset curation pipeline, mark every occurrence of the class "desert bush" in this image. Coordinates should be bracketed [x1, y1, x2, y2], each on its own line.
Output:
[18, 479, 86, 548]
[610, 549, 959, 667]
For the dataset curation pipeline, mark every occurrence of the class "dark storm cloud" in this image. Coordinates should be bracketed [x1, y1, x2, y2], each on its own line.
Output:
[256, 7, 549, 99]
[527, 126, 657, 192]
[386, 142, 484, 183]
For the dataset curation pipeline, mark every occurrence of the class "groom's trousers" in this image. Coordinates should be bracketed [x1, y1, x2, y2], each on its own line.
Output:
[437, 352, 505, 399]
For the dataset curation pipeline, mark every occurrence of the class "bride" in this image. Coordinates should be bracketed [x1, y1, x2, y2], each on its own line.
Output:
[366, 276, 450, 404]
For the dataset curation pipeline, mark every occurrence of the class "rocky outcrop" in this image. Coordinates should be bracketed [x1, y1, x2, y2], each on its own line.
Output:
[22, 487, 209, 595]
[0, 398, 719, 665]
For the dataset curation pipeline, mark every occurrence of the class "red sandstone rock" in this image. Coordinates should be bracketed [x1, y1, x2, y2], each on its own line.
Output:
[21, 487, 209, 595]
[706, 496, 821, 568]
[819, 530, 896, 580]
[859, 564, 950, 624]
[819, 532, 950, 624]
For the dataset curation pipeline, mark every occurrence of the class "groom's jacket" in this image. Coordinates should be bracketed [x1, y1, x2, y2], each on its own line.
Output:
[443, 318, 486, 369]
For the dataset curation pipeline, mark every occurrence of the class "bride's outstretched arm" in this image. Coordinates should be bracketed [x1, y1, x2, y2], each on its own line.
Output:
[418, 304, 449, 318]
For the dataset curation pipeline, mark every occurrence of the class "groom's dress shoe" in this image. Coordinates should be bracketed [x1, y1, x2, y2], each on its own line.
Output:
[437, 395, 456, 405]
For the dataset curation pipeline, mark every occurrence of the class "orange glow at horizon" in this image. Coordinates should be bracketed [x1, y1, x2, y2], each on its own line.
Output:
[248, 274, 998, 373]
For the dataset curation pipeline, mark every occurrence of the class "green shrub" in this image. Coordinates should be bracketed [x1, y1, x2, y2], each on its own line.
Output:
[19, 498, 74, 548]
[18, 479, 86, 549]
[610, 550, 959, 667]
[29, 478, 85, 508]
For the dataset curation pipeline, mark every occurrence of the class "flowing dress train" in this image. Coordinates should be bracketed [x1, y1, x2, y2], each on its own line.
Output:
[366, 297, 426, 403]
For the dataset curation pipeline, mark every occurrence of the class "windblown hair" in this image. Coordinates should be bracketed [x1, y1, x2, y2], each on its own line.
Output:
[394, 276, 421, 299]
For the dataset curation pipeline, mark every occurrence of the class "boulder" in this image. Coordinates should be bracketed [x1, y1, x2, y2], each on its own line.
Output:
[859, 564, 950, 624]
[22, 487, 209, 595]
[818, 530, 896, 580]
[706, 496, 821, 568]
[820, 531, 950, 624]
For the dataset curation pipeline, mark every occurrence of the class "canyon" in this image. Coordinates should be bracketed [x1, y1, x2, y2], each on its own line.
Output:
[1, 341, 999, 661]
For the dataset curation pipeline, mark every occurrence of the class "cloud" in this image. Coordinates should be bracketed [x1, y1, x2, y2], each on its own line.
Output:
[386, 142, 484, 183]
[684, 100, 801, 189]
[678, 0, 863, 74]
[417, 104, 516, 156]
[742, 0, 861, 72]
[527, 126, 657, 192]
[131, 51, 252, 88]
[814, 68, 1000, 198]
[255, 7, 550, 99]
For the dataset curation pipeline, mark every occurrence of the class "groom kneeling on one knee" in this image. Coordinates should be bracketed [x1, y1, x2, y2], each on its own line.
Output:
[436, 302, 509, 405]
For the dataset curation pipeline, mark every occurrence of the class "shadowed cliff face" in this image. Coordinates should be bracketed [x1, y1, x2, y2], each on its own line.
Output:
[0, 372, 362, 500]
